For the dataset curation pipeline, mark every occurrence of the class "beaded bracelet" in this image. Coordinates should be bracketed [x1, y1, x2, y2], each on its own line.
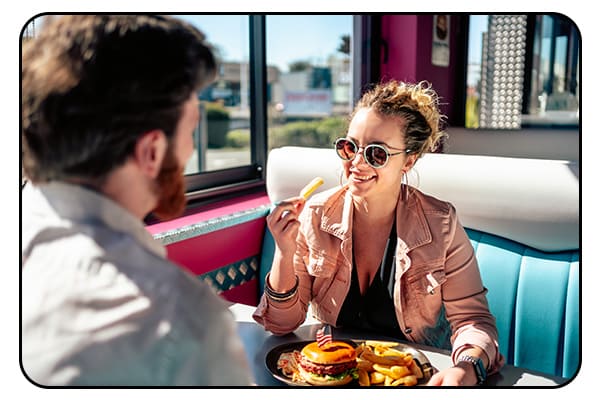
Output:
[265, 274, 299, 302]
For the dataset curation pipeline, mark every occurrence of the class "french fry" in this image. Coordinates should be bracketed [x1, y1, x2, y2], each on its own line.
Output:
[357, 358, 374, 371]
[355, 341, 425, 386]
[376, 347, 407, 358]
[358, 369, 370, 386]
[299, 177, 324, 200]
[370, 371, 386, 385]
[362, 347, 405, 366]
[355, 343, 366, 358]
[373, 364, 411, 380]
[384, 375, 394, 386]
[392, 375, 418, 386]
[389, 377, 405, 386]
[408, 359, 423, 379]
[390, 365, 411, 378]
[365, 340, 400, 348]
[372, 364, 393, 376]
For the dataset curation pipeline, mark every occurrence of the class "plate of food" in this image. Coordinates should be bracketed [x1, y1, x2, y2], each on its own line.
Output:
[265, 339, 435, 387]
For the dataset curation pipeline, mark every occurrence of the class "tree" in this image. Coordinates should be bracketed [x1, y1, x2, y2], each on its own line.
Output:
[337, 35, 351, 55]
[288, 60, 311, 72]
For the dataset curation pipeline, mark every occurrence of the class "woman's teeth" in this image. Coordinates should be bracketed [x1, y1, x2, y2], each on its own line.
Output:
[353, 174, 375, 182]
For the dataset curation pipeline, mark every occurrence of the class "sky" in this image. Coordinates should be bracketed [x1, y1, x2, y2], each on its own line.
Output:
[468, 15, 488, 64]
[176, 14, 352, 72]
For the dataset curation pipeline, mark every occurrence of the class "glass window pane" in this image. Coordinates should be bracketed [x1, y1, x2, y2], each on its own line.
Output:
[266, 15, 353, 151]
[465, 15, 489, 128]
[175, 15, 251, 174]
[525, 14, 579, 125]
[466, 14, 579, 128]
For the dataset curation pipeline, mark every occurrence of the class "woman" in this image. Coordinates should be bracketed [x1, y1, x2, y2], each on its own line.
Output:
[253, 80, 504, 386]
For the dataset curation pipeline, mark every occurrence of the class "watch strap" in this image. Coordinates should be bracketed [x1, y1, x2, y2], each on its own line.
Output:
[457, 354, 487, 385]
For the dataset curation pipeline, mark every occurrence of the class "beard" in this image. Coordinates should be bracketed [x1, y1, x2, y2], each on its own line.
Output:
[151, 145, 187, 221]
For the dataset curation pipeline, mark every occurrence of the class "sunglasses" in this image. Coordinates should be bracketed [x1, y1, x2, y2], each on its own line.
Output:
[334, 137, 411, 168]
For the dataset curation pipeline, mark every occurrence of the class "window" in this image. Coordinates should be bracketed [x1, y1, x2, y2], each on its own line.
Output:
[465, 14, 580, 129]
[524, 14, 580, 126]
[175, 15, 252, 174]
[178, 15, 354, 201]
[265, 15, 353, 150]
[22, 15, 357, 202]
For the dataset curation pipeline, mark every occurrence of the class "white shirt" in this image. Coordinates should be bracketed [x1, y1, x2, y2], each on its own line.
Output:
[21, 182, 252, 386]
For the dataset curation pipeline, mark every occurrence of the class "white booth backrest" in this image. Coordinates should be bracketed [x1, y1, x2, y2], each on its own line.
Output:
[266, 146, 579, 252]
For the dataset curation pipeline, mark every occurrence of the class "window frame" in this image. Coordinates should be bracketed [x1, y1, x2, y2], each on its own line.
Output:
[184, 14, 362, 204]
[521, 14, 580, 128]
[184, 15, 268, 204]
[463, 13, 580, 131]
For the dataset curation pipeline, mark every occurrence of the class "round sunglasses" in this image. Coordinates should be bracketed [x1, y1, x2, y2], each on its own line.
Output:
[334, 137, 411, 168]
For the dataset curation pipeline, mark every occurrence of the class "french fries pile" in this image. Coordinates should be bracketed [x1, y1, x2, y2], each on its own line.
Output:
[355, 340, 424, 387]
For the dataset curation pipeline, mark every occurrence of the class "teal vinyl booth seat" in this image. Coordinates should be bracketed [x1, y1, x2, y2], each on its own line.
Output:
[259, 146, 580, 380]
[465, 229, 579, 379]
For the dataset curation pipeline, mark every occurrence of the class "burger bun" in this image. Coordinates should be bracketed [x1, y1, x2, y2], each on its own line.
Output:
[301, 341, 356, 364]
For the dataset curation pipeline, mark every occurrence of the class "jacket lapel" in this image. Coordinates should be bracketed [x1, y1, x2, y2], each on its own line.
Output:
[395, 191, 433, 252]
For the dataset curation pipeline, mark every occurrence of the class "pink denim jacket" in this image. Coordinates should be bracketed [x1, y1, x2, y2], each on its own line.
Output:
[253, 185, 504, 373]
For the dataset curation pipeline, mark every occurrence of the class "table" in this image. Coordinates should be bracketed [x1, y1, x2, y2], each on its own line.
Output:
[229, 303, 568, 387]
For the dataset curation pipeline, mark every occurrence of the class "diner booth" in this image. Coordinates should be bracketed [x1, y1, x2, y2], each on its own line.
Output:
[148, 145, 579, 386]
[140, 13, 580, 387]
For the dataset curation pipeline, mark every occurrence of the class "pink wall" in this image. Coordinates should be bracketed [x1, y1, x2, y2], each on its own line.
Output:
[147, 192, 271, 306]
[380, 15, 419, 82]
[380, 14, 463, 125]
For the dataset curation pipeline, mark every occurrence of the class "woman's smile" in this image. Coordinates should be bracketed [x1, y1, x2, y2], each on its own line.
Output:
[350, 171, 377, 183]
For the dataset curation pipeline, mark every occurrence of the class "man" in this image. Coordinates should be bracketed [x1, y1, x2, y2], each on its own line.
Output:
[21, 15, 252, 386]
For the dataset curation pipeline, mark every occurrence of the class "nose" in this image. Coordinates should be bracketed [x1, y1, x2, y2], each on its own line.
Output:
[351, 146, 368, 167]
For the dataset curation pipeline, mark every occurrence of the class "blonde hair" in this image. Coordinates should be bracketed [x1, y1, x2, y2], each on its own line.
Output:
[353, 80, 447, 158]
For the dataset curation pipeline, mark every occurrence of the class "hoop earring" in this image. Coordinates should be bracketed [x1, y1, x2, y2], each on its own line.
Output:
[401, 172, 408, 201]
[339, 169, 345, 186]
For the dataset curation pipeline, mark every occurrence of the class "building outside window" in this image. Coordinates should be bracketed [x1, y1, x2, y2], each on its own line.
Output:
[266, 15, 353, 151]
[465, 14, 579, 129]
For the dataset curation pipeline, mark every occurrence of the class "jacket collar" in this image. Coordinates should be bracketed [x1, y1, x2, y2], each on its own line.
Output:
[318, 185, 432, 251]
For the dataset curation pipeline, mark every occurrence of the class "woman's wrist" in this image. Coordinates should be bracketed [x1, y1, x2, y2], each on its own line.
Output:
[455, 355, 487, 385]
[265, 273, 299, 302]
[274, 247, 296, 263]
[454, 361, 479, 386]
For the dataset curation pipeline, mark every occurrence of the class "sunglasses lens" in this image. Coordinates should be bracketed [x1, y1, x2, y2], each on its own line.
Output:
[335, 139, 356, 161]
[365, 145, 388, 168]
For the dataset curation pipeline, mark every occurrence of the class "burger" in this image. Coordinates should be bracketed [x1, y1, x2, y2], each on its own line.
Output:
[298, 341, 358, 386]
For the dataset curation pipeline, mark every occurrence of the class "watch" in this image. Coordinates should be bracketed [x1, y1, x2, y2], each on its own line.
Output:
[457, 354, 487, 385]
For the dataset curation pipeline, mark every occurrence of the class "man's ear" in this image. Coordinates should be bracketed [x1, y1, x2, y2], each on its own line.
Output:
[134, 130, 167, 178]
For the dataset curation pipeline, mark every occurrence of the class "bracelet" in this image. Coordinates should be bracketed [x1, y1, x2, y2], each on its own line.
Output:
[265, 274, 299, 302]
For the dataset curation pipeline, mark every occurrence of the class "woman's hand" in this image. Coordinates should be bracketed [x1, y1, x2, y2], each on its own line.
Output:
[427, 363, 478, 386]
[266, 196, 306, 257]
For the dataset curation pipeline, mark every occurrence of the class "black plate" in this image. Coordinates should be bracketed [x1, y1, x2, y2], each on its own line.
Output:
[265, 339, 435, 387]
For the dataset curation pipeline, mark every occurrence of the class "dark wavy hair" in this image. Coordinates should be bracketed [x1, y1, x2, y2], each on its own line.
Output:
[21, 15, 217, 184]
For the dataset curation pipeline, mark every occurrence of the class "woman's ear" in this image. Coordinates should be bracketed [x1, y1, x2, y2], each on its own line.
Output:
[133, 130, 167, 178]
[403, 153, 418, 172]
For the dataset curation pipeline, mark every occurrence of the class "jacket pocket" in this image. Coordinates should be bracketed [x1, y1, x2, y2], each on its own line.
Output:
[305, 247, 336, 278]
[406, 264, 447, 296]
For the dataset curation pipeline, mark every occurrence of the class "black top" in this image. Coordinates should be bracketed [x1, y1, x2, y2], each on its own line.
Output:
[336, 223, 405, 340]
